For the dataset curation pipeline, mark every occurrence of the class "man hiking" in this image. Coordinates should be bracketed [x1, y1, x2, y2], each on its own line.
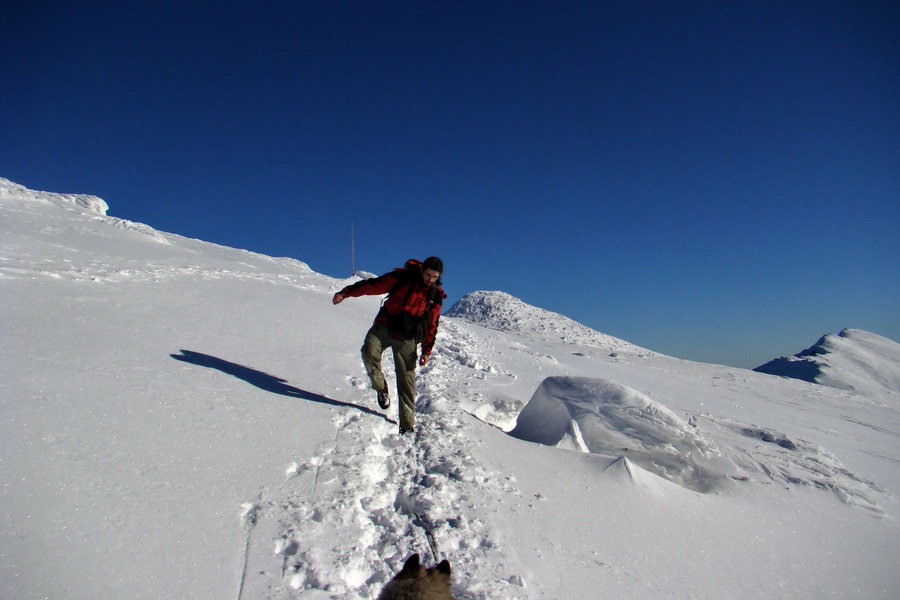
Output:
[332, 257, 446, 434]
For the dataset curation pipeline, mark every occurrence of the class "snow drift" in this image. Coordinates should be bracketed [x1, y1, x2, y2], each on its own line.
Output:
[0, 176, 109, 214]
[509, 376, 730, 492]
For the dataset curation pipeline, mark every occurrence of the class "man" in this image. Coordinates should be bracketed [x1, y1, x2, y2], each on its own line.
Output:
[332, 257, 446, 434]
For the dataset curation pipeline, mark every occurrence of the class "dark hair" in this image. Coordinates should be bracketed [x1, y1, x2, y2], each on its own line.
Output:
[422, 256, 443, 274]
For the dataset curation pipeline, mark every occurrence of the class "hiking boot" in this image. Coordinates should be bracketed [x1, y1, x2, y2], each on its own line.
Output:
[377, 388, 391, 409]
[399, 427, 414, 435]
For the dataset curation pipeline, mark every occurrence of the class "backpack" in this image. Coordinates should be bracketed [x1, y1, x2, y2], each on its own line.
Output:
[388, 259, 442, 301]
[383, 259, 443, 342]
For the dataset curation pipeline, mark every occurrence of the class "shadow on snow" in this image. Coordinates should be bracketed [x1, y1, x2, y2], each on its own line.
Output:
[171, 349, 390, 422]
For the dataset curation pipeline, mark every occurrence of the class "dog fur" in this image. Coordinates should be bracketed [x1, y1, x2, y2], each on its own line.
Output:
[376, 554, 454, 600]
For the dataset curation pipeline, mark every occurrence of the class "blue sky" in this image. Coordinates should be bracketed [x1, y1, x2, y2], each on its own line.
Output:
[3, 1, 898, 368]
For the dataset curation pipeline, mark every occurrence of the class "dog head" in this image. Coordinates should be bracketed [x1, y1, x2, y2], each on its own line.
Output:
[377, 554, 453, 600]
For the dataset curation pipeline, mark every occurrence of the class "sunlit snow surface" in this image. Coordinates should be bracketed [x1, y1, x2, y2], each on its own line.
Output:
[2, 177, 899, 600]
[756, 328, 900, 400]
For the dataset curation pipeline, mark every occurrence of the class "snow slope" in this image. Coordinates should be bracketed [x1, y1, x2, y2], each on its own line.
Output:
[755, 329, 900, 401]
[2, 177, 899, 599]
[446, 290, 647, 354]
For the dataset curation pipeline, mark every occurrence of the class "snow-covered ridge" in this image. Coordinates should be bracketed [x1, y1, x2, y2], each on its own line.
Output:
[0, 176, 318, 276]
[755, 328, 900, 401]
[0, 176, 109, 214]
[0, 176, 175, 244]
[446, 290, 648, 354]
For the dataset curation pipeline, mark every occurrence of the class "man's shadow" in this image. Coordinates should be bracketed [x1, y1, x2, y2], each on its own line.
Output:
[171, 350, 390, 421]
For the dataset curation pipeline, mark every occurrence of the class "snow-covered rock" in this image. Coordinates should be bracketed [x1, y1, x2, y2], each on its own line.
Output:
[446, 290, 647, 354]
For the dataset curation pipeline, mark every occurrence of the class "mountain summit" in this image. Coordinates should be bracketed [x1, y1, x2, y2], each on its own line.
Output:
[754, 328, 900, 400]
[446, 290, 646, 354]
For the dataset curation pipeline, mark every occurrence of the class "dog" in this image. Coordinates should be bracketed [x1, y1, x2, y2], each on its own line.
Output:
[376, 553, 454, 600]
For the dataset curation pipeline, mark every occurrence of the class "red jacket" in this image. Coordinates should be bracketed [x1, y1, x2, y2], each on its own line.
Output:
[340, 268, 446, 355]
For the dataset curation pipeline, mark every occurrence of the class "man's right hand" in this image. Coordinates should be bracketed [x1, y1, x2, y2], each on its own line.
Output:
[332, 292, 345, 305]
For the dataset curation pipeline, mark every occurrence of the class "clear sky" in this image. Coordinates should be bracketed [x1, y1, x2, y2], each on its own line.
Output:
[3, 1, 898, 368]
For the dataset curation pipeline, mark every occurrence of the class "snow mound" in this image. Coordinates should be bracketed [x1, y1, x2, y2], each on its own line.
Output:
[509, 376, 729, 493]
[0, 176, 171, 244]
[754, 329, 900, 401]
[0, 176, 109, 214]
[446, 290, 646, 353]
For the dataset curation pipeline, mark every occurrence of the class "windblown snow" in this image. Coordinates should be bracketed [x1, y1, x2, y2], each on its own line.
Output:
[509, 377, 727, 493]
[2, 177, 899, 600]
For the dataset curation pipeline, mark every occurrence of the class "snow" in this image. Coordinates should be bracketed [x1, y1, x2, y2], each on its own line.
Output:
[509, 377, 727, 493]
[2, 177, 899, 599]
[446, 290, 645, 354]
[755, 328, 900, 402]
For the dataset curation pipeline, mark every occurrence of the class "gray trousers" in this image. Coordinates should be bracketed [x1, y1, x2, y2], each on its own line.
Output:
[361, 322, 418, 430]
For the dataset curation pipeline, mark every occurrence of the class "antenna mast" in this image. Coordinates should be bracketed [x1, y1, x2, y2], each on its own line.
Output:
[350, 222, 355, 276]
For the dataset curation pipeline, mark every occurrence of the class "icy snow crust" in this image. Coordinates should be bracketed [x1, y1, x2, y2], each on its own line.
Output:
[3, 178, 900, 599]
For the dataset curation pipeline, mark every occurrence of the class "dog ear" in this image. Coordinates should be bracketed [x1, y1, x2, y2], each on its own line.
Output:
[436, 559, 451, 575]
[398, 554, 421, 578]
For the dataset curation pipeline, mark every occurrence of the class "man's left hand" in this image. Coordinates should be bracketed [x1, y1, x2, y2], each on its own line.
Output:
[419, 354, 430, 367]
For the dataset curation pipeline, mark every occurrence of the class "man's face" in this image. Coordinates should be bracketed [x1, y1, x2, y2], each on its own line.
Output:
[422, 268, 441, 287]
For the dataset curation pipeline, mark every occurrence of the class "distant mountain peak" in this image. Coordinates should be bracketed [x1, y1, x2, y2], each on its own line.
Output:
[446, 290, 647, 354]
[754, 329, 900, 400]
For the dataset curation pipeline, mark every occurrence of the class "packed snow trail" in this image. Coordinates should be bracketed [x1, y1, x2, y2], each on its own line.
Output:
[234, 362, 529, 600]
